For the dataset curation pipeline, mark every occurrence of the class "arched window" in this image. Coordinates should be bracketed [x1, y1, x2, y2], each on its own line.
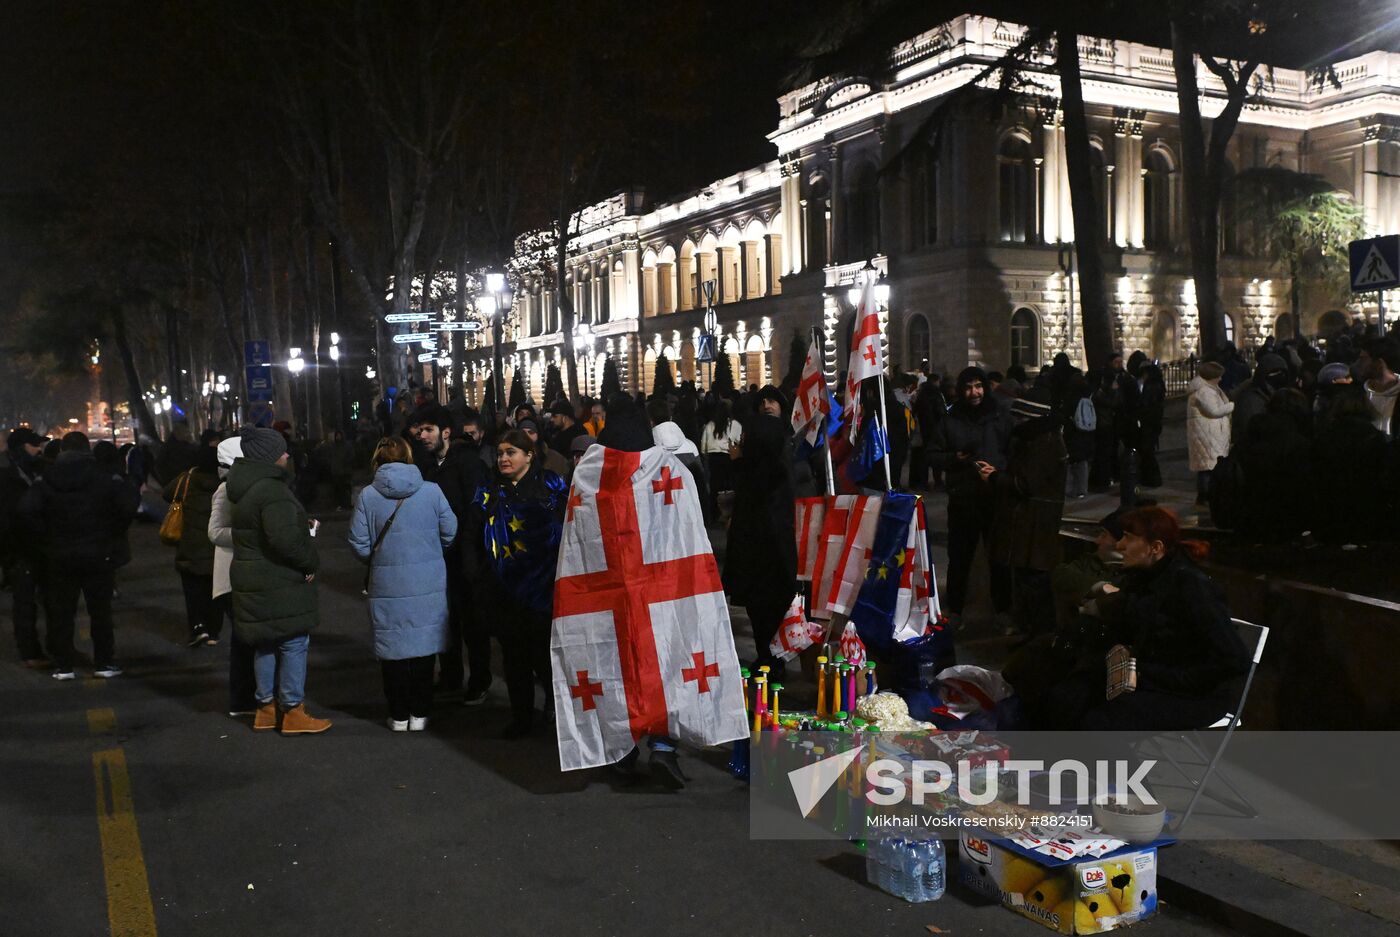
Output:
[907, 313, 932, 371]
[1274, 313, 1295, 340]
[1144, 147, 1175, 250]
[1317, 310, 1350, 337]
[680, 341, 696, 382]
[722, 336, 741, 389]
[596, 261, 613, 324]
[998, 135, 1034, 243]
[744, 335, 768, 387]
[1151, 309, 1180, 360]
[806, 173, 830, 268]
[845, 161, 880, 262]
[1220, 161, 1240, 255]
[1223, 312, 1237, 348]
[1089, 143, 1108, 242]
[642, 348, 657, 395]
[528, 282, 542, 337]
[678, 242, 696, 311]
[1010, 307, 1040, 368]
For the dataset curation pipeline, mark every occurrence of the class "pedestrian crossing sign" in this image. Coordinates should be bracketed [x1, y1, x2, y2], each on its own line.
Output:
[1350, 235, 1400, 291]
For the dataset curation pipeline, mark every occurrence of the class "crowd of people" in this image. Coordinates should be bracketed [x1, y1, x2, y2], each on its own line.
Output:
[5, 321, 1396, 750]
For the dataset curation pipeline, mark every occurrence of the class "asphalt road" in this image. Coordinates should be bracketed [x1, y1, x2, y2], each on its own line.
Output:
[1, 513, 1236, 937]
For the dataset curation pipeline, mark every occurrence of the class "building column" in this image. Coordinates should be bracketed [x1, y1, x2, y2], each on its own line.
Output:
[1363, 126, 1383, 235]
[1041, 115, 1059, 244]
[827, 143, 842, 265]
[779, 157, 803, 275]
[764, 233, 783, 295]
[620, 244, 641, 321]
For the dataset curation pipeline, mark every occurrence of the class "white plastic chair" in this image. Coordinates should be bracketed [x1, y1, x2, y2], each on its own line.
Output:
[1147, 619, 1269, 834]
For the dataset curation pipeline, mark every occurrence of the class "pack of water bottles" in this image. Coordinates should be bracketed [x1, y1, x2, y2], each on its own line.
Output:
[865, 831, 946, 902]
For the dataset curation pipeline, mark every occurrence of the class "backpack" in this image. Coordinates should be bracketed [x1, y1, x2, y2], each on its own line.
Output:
[1072, 397, 1097, 433]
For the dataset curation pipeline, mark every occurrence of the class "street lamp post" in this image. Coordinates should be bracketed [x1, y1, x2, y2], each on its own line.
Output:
[288, 347, 306, 432]
[483, 271, 511, 416]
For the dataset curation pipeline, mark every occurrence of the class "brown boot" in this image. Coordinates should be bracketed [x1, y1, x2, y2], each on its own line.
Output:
[253, 702, 278, 731]
[279, 704, 332, 735]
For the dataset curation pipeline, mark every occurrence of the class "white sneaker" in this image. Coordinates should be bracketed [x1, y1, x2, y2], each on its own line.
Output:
[51, 670, 77, 681]
[387, 718, 409, 732]
[94, 665, 123, 679]
[408, 716, 428, 732]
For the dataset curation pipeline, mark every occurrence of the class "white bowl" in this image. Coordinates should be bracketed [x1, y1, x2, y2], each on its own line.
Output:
[1091, 794, 1165, 843]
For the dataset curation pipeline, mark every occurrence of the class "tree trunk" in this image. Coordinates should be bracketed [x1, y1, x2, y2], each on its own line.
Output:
[303, 221, 324, 438]
[555, 207, 580, 403]
[1058, 32, 1115, 369]
[110, 302, 159, 441]
[263, 226, 295, 428]
[452, 250, 467, 397]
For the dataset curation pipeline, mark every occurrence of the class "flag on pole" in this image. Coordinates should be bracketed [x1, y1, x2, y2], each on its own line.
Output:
[794, 497, 827, 581]
[844, 279, 882, 442]
[551, 445, 749, 771]
[791, 337, 830, 445]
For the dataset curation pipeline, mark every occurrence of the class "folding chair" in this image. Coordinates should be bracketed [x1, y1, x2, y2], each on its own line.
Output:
[1144, 618, 1269, 834]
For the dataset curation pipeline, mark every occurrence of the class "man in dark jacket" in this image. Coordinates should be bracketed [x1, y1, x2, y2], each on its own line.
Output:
[1230, 353, 1287, 447]
[926, 367, 1013, 625]
[2, 427, 48, 667]
[545, 399, 587, 458]
[227, 428, 330, 734]
[17, 432, 139, 679]
[409, 405, 491, 702]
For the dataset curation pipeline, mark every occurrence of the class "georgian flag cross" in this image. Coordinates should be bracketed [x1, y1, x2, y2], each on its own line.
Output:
[790, 337, 830, 445]
[551, 444, 749, 771]
[844, 279, 882, 442]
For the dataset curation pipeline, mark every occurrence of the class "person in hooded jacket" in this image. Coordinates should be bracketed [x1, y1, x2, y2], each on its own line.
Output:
[227, 428, 330, 735]
[164, 445, 224, 648]
[1311, 394, 1390, 542]
[209, 436, 257, 716]
[2, 427, 48, 667]
[350, 437, 457, 731]
[1231, 353, 1289, 447]
[722, 412, 797, 676]
[1186, 361, 1234, 505]
[18, 432, 139, 680]
[464, 428, 567, 739]
[926, 366, 1014, 623]
[649, 399, 712, 525]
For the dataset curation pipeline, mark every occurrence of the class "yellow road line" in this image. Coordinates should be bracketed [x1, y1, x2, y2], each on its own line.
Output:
[93, 748, 158, 937]
[87, 707, 116, 735]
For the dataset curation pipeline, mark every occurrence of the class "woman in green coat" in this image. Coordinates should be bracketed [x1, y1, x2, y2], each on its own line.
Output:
[163, 445, 224, 647]
[226, 428, 331, 735]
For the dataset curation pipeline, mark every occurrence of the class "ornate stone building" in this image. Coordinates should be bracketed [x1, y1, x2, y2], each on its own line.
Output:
[458, 15, 1400, 405]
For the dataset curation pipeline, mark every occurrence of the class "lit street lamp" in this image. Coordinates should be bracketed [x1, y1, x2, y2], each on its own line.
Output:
[481, 271, 512, 414]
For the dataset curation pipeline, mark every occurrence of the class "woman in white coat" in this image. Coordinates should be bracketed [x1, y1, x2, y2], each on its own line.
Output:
[208, 436, 258, 717]
[1186, 361, 1234, 505]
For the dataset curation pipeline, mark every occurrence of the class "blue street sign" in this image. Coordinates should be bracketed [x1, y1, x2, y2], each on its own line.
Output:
[697, 333, 716, 364]
[244, 339, 271, 366]
[245, 366, 273, 402]
[1349, 235, 1400, 292]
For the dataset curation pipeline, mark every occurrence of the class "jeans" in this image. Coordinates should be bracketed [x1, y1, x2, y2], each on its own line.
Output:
[6, 558, 42, 660]
[252, 634, 310, 708]
[1065, 460, 1090, 499]
[178, 569, 223, 639]
[46, 567, 116, 670]
[381, 655, 435, 721]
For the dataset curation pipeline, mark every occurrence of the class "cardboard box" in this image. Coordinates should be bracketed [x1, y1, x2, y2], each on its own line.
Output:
[957, 832, 1161, 934]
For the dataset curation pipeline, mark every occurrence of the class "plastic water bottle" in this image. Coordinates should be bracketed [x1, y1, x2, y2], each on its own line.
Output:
[905, 837, 928, 901]
[920, 837, 946, 901]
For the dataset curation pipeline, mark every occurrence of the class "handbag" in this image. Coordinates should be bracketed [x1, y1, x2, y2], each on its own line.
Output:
[362, 499, 405, 594]
[159, 471, 193, 546]
[1105, 643, 1137, 701]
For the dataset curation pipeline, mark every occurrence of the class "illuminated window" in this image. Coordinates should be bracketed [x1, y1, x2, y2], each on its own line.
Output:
[998, 136, 1034, 243]
[1010, 308, 1040, 368]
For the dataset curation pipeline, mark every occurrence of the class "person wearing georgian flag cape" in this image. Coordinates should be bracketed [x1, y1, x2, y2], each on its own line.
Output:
[550, 396, 748, 788]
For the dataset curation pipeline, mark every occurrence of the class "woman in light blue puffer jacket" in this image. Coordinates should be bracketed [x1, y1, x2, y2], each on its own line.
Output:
[349, 437, 457, 732]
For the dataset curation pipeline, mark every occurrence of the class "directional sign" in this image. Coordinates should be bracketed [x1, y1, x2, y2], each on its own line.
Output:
[391, 332, 435, 345]
[1350, 235, 1400, 291]
[417, 352, 437, 363]
[384, 312, 432, 323]
[245, 366, 273, 402]
[436, 321, 483, 332]
[244, 340, 271, 367]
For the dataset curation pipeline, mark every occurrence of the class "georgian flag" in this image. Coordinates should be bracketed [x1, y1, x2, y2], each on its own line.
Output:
[790, 337, 830, 445]
[551, 445, 749, 771]
[844, 279, 882, 442]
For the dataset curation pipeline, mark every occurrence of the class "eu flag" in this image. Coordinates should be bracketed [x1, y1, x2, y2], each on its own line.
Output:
[848, 492, 916, 653]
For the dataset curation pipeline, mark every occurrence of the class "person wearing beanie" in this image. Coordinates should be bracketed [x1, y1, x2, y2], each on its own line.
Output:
[1230, 352, 1289, 446]
[1187, 361, 1234, 505]
[2, 427, 49, 667]
[226, 428, 330, 734]
[927, 365, 1013, 625]
[209, 436, 257, 716]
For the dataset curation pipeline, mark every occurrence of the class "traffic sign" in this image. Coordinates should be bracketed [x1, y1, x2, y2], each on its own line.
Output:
[245, 366, 273, 402]
[384, 312, 432, 323]
[391, 332, 435, 344]
[436, 321, 482, 331]
[697, 333, 716, 364]
[244, 340, 271, 367]
[1350, 235, 1400, 291]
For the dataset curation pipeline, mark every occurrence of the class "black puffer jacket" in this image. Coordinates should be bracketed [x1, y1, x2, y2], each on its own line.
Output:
[1100, 551, 1249, 701]
[926, 395, 1013, 499]
[722, 414, 797, 608]
[989, 416, 1068, 571]
[17, 450, 139, 573]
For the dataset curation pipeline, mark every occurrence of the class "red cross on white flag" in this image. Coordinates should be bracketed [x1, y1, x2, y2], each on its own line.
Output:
[790, 337, 830, 445]
[844, 279, 882, 441]
[551, 446, 748, 771]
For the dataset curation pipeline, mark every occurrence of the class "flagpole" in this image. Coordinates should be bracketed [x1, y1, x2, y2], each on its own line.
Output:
[812, 325, 836, 497]
[875, 369, 894, 491]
